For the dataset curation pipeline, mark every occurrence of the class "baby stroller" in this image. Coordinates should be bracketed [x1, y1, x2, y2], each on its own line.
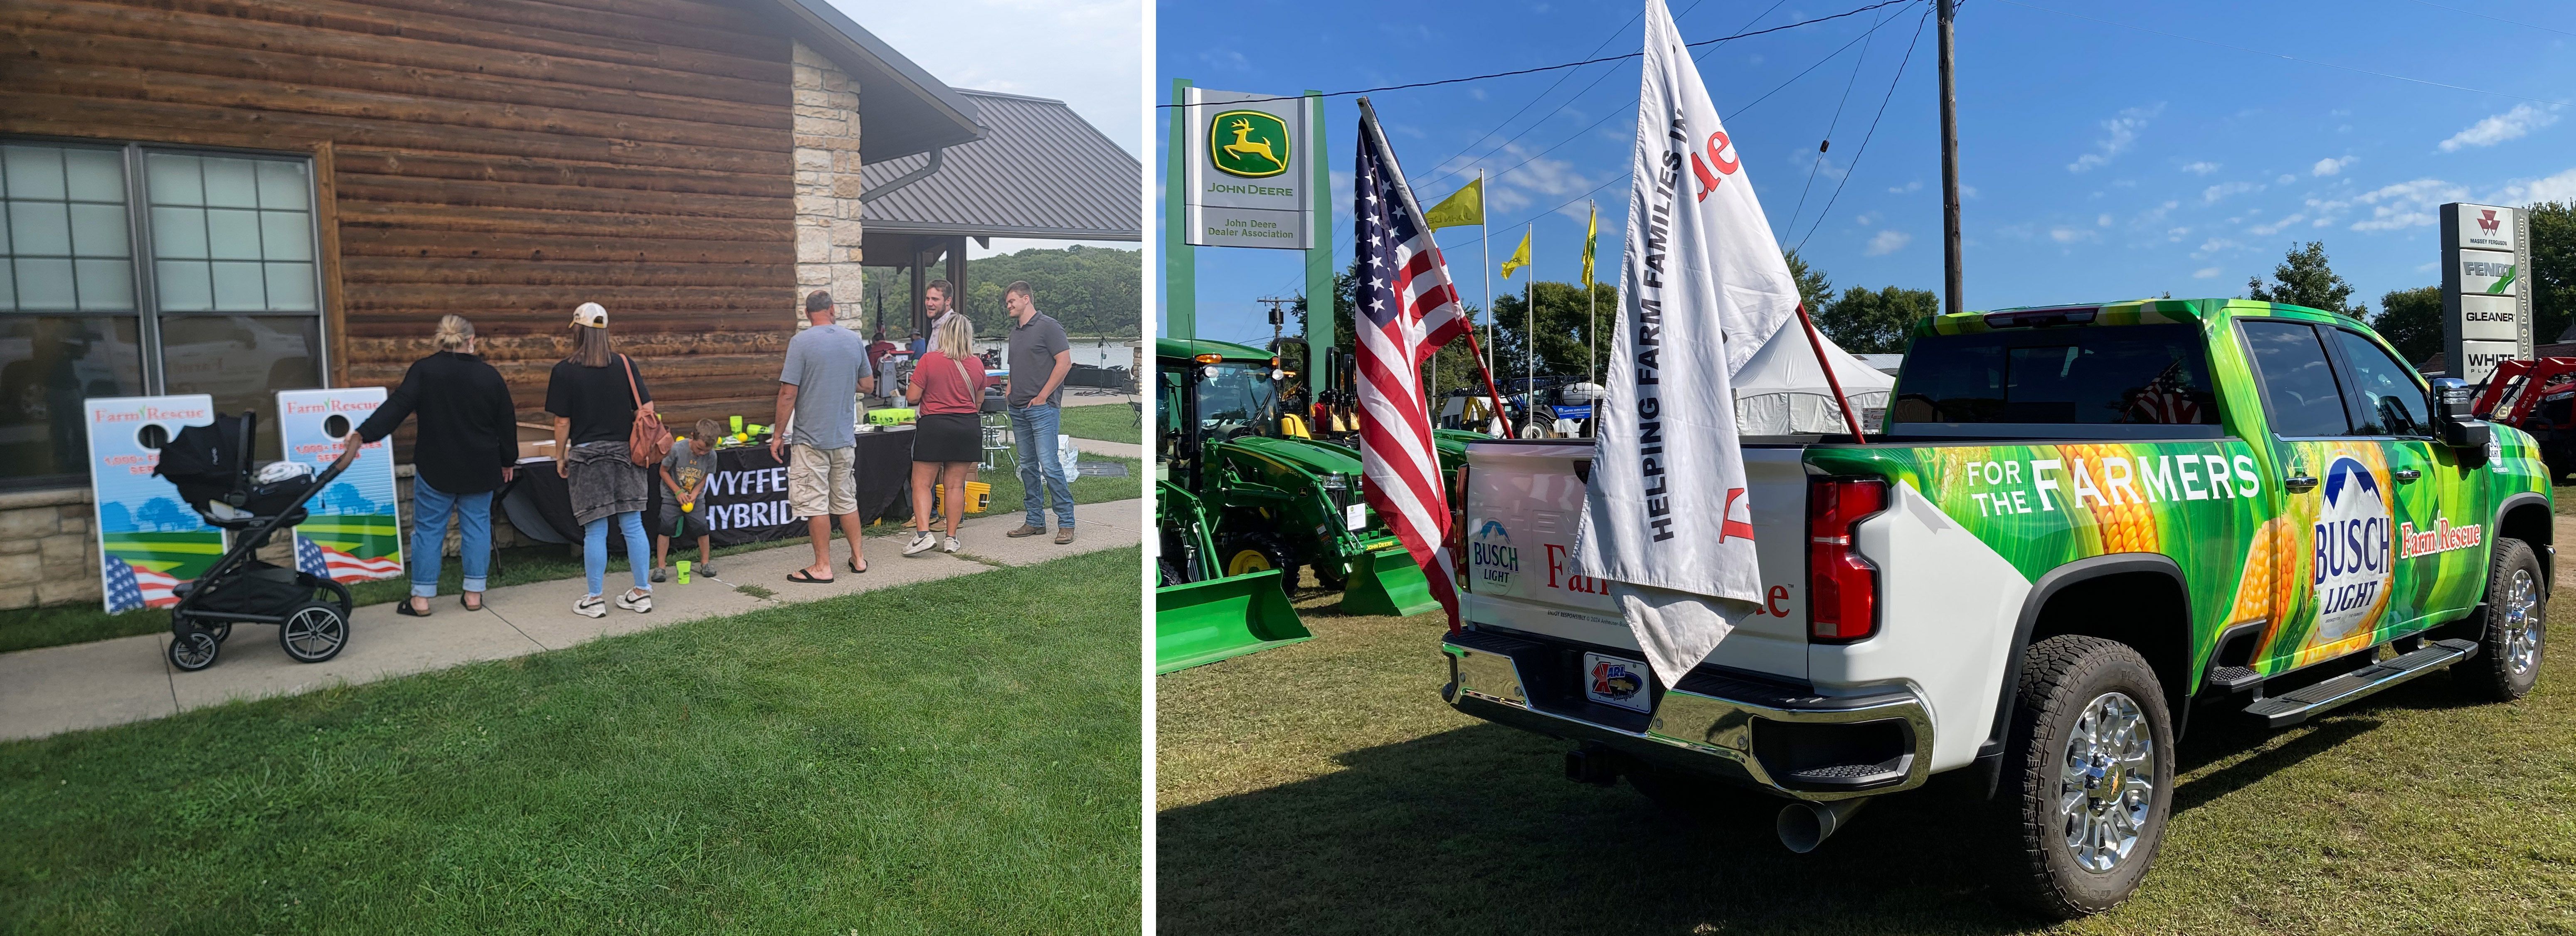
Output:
[150, 410, 360, 672]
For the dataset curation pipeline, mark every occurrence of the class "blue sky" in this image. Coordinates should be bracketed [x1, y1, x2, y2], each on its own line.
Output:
[1158, 0, 2576, 347]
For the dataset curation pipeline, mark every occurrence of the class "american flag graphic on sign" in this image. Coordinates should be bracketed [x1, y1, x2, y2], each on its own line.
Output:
[296, 534, 404, 583]
[1352, 109, 1472, 624]
[103, 554, 181, 613]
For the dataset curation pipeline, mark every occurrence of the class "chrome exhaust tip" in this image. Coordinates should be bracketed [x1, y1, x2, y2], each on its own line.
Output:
[1776, 797, 1871, 854]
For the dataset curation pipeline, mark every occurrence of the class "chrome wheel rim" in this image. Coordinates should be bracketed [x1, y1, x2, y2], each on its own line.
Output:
[2502, 568, 2540, 677]
[282, 606, 342, 659]
[2057, 691, 2155, 874]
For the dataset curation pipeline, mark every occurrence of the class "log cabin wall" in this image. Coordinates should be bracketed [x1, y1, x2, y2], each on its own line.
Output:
[0, 0, 806, 448]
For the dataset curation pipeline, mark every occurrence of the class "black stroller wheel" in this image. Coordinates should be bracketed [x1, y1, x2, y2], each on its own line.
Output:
[168, 630, 219, 671]
[278, 601, 348, 664]
[209, 621, 232, 643]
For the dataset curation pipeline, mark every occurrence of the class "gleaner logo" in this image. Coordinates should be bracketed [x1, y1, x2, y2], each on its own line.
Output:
[1209, 110, 1289, 178]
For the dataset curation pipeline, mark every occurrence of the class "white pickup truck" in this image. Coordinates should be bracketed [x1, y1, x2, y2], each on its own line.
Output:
[1441, 298, 2551, 916]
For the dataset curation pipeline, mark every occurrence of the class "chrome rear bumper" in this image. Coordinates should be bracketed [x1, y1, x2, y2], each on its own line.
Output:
[1442, 627, 1934, 802]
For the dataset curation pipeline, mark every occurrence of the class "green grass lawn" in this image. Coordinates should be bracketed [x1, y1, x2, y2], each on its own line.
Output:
[1057, 403, 1143, 446]
[1158, 575, 2576, 935]
[2, 548, 1142, 934]
[0, 452, 1142, 655]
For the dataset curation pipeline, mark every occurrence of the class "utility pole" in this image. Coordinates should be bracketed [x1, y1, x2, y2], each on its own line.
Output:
[1258, 295, 1296, 431]
[1937, 0, 1963, 315]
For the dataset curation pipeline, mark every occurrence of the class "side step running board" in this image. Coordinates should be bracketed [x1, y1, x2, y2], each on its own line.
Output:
[2243, 638, 2479, 729]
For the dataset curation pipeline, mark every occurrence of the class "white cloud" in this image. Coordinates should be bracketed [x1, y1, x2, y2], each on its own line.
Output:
[2340, 178, 2469, 231]
[2313, 155, 2357, 177]
[1887, 180, 1923, 194]
[2277, 174, 2298, 185]
[2440, 104, 2559, 152]
[840, 0, 1141, 158]
[1865, 229, 1912, 256]
[2202, 180, 2261, 204]
[2070, 104, 2162, 173]
[2487, 166, 2576, 205]
[1960, 185, 1979, 199]
[2094, 213, 2110, 227]
[1445, 141, 1599, 214]
[2194, 237, 2242, 257]
[2050, 226, 2096, 244]
[2248, 213, 2307, 236]
[2180, 161, 2222, 175]
[2194, 266, 2223, 279]
[1854, 212, 1878, 226]
[2167, 226, 2192, 241]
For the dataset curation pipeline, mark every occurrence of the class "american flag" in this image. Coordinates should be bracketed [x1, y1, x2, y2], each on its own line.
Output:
[104, 554, 181, 613]
[295, 534, 404, 583]
[1353, 108, 1470, 624]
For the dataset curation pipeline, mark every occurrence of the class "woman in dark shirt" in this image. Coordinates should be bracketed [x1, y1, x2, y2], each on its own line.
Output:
[546, 302, 655, 618]
[344, 315, 516, 615]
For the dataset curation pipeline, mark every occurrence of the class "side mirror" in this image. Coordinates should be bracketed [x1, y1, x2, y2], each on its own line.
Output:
[2429, 378, 2489, 451]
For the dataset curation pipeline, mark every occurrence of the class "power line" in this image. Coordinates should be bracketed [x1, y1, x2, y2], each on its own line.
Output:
[1782, 5, 1896, 238]
[1153, 0, 1921, 108]
[1992, 0, 2576, 107]
[1797, 6, 1933, 252]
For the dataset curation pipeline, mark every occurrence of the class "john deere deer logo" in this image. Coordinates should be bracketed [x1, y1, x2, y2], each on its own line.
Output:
[1209, 109, 1290, 179]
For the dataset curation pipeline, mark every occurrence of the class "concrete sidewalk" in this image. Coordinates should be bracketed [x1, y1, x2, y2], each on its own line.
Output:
[1071, 437, 1145, 459]
[0, 498, 1144, 743]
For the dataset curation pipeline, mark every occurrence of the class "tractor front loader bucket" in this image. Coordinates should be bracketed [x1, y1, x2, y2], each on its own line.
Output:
[1156, 568, 1309, 674]
[1337, 548, 1440, 617]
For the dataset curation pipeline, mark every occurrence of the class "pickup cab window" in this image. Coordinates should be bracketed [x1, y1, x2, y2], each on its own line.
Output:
[2241, 320, 2352, 438]
[1891, 323, 2219, 428]
[2327, 328, 2430, 438]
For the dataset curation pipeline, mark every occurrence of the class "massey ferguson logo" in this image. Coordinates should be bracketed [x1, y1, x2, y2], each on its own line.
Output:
[2479, 209, 2500, 234]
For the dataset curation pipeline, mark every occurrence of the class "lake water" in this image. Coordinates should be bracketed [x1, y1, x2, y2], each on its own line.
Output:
[971, 338, 1139, 371]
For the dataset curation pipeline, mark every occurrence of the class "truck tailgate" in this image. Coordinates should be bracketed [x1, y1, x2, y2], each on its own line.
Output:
[1462, 441, 1811, 681]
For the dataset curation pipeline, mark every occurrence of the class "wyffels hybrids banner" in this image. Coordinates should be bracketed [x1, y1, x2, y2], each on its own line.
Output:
[84, 394, 219, 613]
[276, 388, 404, 583]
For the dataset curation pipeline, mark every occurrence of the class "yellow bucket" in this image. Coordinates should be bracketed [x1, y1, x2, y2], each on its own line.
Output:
[933, 481, 991, 516]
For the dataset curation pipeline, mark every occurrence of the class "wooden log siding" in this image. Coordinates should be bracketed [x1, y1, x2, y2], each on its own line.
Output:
[0, 0, 809, 443]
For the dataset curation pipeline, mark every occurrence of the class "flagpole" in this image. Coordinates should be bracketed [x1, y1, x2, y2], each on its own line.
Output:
[1523, 223, 1535, 438]
[1479, 169, 1493, 400]
[1796, 303, 1869, 439]
[1586, 200, 1597, 389]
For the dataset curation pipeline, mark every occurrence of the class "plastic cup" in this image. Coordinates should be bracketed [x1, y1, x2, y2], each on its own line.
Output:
[677, 560, 691, 584]
[730, 415, 744, 433]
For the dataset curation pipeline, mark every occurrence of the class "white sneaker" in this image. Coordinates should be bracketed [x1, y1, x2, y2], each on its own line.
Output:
[574, 595, 606, 618]
[616, 589, 652, 613]
[903, 531, 939, 556]
[943, 536, 961, 554]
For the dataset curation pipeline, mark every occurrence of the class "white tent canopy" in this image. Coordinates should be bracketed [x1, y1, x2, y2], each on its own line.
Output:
[1733, 323, 1897, 435]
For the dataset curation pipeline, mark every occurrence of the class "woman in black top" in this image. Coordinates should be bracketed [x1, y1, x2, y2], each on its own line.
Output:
[347, 315, 517, 616]
[546, 302, 655, 619]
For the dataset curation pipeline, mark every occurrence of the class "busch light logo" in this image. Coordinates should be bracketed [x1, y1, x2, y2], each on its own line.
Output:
[1469, 518, 1518, 589]
[2311, 456, 2391, 642]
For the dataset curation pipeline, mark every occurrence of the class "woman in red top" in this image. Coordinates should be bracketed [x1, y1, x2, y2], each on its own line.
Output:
[903, 313, 992, 555]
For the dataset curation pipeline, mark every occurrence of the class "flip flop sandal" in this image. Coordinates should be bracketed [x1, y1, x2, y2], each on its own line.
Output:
[849, 559, 869, 574]
[786, 569, 834, 584]
[396, 601, 432, 618]
[460, 594, 484, 612]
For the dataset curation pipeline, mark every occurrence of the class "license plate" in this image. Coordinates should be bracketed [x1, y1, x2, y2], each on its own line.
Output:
[1582, 652, 1653, 712]
[1344, 502, 1366, 530]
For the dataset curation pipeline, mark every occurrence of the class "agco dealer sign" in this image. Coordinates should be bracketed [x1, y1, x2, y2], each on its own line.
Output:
[1181, 87, 1313, 250]
[2440, 202, 2535, 385]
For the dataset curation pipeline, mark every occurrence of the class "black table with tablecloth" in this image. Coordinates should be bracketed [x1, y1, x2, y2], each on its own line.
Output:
[501, 427, 915, 549]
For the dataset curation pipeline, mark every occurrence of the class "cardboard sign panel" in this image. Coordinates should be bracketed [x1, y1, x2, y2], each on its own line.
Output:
[276, 387, 404, 583]
[84, 394, 220, 613]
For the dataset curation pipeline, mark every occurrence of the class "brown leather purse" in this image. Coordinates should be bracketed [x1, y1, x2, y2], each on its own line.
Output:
[621, 354, 672, 466]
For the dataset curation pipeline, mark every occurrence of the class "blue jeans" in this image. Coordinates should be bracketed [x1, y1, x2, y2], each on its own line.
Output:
[1011, 404, 1073, 529]
[583, 510, 650, 597]
[409, 479, 492, 599]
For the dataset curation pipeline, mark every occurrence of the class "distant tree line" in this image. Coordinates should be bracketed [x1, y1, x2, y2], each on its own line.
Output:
[855, 245, 1140, 340]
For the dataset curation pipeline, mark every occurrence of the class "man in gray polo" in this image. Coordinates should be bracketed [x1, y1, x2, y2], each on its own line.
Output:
[772, 290, 875, 581]
[1002, 281, 1076, 544]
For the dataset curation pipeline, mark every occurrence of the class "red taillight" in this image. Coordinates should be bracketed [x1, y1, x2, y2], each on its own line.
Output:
[1807, 477, 1886, 642]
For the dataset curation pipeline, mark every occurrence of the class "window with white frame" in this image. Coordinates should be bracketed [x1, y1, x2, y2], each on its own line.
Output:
[0, 140, 325, 486]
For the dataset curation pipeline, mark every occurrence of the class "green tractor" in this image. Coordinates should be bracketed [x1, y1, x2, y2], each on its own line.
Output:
[1157, 337, 1441, 618]
[1154, 478, 1306, 673]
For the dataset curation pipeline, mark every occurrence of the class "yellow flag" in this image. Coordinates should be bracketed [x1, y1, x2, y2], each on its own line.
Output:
[1424, 177, 1484, 229]
[1580, 202, 1599, 288]
[1499, 227, 1531, 279]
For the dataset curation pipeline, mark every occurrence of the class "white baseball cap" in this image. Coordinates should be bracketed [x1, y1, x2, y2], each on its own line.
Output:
[572, 302, 608, 328]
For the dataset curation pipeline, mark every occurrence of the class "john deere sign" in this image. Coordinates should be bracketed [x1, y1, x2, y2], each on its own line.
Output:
[2440, 202, 2534, 385]
[1182, 88, 1312, 249]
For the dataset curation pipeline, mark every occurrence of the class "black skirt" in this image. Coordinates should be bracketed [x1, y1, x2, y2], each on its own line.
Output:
[913, 411, 981, 463]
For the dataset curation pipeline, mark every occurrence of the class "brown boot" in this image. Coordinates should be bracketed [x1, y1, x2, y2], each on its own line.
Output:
[1054, 527, 1076, 544]
[1005, 524, 1046, 538]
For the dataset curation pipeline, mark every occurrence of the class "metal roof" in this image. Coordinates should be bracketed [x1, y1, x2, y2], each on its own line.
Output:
[860, 90, 1143, 241]
[762, 0, 984, 162]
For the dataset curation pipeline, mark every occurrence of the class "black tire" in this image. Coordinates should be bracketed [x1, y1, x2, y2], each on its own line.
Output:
[1311, 558, 1350, 592]
[1215, 531, 1297, 583]
[2460, 538, 2545, 702]
[168, 629, 219, 672]
[277, 601, 348, 664]
[1999, 635, 2176, 919]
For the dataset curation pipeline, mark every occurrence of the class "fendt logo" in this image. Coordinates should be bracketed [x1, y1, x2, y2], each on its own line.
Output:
[1209, 109, 1289, 179]
[2311, 456, 2391, 643]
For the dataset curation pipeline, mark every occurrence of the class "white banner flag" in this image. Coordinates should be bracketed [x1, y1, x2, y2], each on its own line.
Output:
[1573, 0, 1804, 686]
